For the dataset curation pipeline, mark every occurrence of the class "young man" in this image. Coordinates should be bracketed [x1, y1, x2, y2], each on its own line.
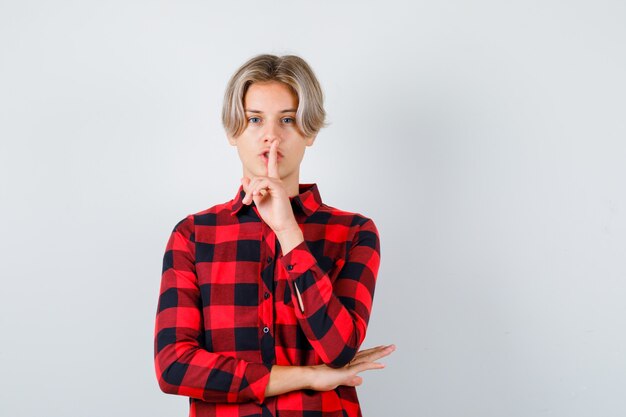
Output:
[154, 54, 395, 417]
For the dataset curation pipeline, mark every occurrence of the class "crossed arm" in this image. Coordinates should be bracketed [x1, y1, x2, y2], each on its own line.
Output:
[265, 216, 395, 395]
[264, 345, 395, 397]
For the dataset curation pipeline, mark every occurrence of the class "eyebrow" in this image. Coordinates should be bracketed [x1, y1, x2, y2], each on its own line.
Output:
[244, 109, 297, 113]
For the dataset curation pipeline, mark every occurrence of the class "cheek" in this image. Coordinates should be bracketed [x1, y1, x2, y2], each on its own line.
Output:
[236, 143, 255, 159]
[295, 144, 307, 159]
[284, 145, 304, 164]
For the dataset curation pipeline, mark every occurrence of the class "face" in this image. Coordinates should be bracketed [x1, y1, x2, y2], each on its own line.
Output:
[228, 81, 316, 187]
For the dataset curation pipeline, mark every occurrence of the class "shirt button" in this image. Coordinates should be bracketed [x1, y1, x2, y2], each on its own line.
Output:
[264, 292, 270, 299]
[263, 326, 270, 334]
[287, 264, 293, 271]
[267, 256, 273, 263]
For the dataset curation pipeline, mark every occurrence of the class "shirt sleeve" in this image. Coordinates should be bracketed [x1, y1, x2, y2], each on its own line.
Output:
[278, 217, 381, 368]
[154, 215, 272, 404]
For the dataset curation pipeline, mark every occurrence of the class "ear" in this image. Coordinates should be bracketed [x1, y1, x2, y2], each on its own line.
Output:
[227, 134, 237, 146]
[305, 134, 317, 147]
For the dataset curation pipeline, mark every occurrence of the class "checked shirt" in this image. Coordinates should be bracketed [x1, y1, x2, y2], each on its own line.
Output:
[154, 183, 381, 417]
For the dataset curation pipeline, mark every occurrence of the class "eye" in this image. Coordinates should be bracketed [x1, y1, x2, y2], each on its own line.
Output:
[248, 117, 261, 124]
[282, 117, 295, 124]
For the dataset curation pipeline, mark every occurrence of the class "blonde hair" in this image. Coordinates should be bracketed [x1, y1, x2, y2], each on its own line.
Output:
[222, 54, 328, 139]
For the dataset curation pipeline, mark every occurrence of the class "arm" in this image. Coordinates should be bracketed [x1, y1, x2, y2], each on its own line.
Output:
[276, 217, 381, 368]
[264, 344, 396, 397]
[240, 142, 380, 367]
[154, 215, 271, 404]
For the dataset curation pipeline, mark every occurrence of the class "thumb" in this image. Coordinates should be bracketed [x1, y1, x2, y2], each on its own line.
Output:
[351, 376, 363, 386]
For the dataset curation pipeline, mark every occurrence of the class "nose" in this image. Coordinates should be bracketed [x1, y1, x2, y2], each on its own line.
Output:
[262, 120, 280, 143]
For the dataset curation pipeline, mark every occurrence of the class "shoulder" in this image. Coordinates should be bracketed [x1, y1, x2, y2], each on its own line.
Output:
[170, 198, 234, 234]
[314, 204, 380, 259]
[317, 203, 379, 235]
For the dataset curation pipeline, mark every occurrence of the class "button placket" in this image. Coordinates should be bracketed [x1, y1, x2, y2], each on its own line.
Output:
[259, 225, 276, 363]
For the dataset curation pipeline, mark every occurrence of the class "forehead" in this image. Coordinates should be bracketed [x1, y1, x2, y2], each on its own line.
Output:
[244, 81, 298, 111]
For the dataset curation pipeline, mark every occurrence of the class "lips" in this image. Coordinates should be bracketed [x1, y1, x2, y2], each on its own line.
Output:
[260, 150, 283, 159]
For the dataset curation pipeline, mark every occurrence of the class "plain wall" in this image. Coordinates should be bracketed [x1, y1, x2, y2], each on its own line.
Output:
[1, 1, 625, 416]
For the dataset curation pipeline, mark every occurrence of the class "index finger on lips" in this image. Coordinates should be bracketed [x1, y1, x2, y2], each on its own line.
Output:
[267, 140, 280, 179]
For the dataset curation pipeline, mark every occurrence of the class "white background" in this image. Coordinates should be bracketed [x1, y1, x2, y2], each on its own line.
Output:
[1, 1, 625, 416]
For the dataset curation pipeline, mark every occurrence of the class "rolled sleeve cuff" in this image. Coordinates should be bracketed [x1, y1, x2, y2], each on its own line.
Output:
[241, 362, 273, 404]
[279, 240, 317, 276]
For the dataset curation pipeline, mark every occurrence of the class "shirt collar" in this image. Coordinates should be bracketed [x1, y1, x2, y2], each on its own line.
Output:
[230, 183, 323, 217]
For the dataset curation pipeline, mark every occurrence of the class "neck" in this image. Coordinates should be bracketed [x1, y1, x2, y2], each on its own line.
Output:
[282, 172, 300, 197]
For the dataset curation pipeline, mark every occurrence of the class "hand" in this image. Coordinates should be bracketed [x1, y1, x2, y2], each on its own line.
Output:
[241, 140, 299, 234]
[308, 344, 396, 391]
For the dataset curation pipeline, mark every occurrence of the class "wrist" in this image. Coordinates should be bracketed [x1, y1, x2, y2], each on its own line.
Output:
[302, 365, 316, 390]
[275, 221, 301, 237]
[265, 364, 317, 397]
[276, 225, 304, 254]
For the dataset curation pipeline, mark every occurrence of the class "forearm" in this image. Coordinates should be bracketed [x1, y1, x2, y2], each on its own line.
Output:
[264, 365, 313, 397]
[289, 277, 367, 367]
[266, 344, 396, 396]
[277, 219, 380, 367]
[156, 341, 272, 403]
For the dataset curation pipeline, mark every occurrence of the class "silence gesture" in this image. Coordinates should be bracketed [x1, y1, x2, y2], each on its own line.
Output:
[241, 139, 301, 237]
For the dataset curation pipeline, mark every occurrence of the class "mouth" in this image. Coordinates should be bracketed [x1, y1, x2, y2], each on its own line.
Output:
[260, 151, 283, 160]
